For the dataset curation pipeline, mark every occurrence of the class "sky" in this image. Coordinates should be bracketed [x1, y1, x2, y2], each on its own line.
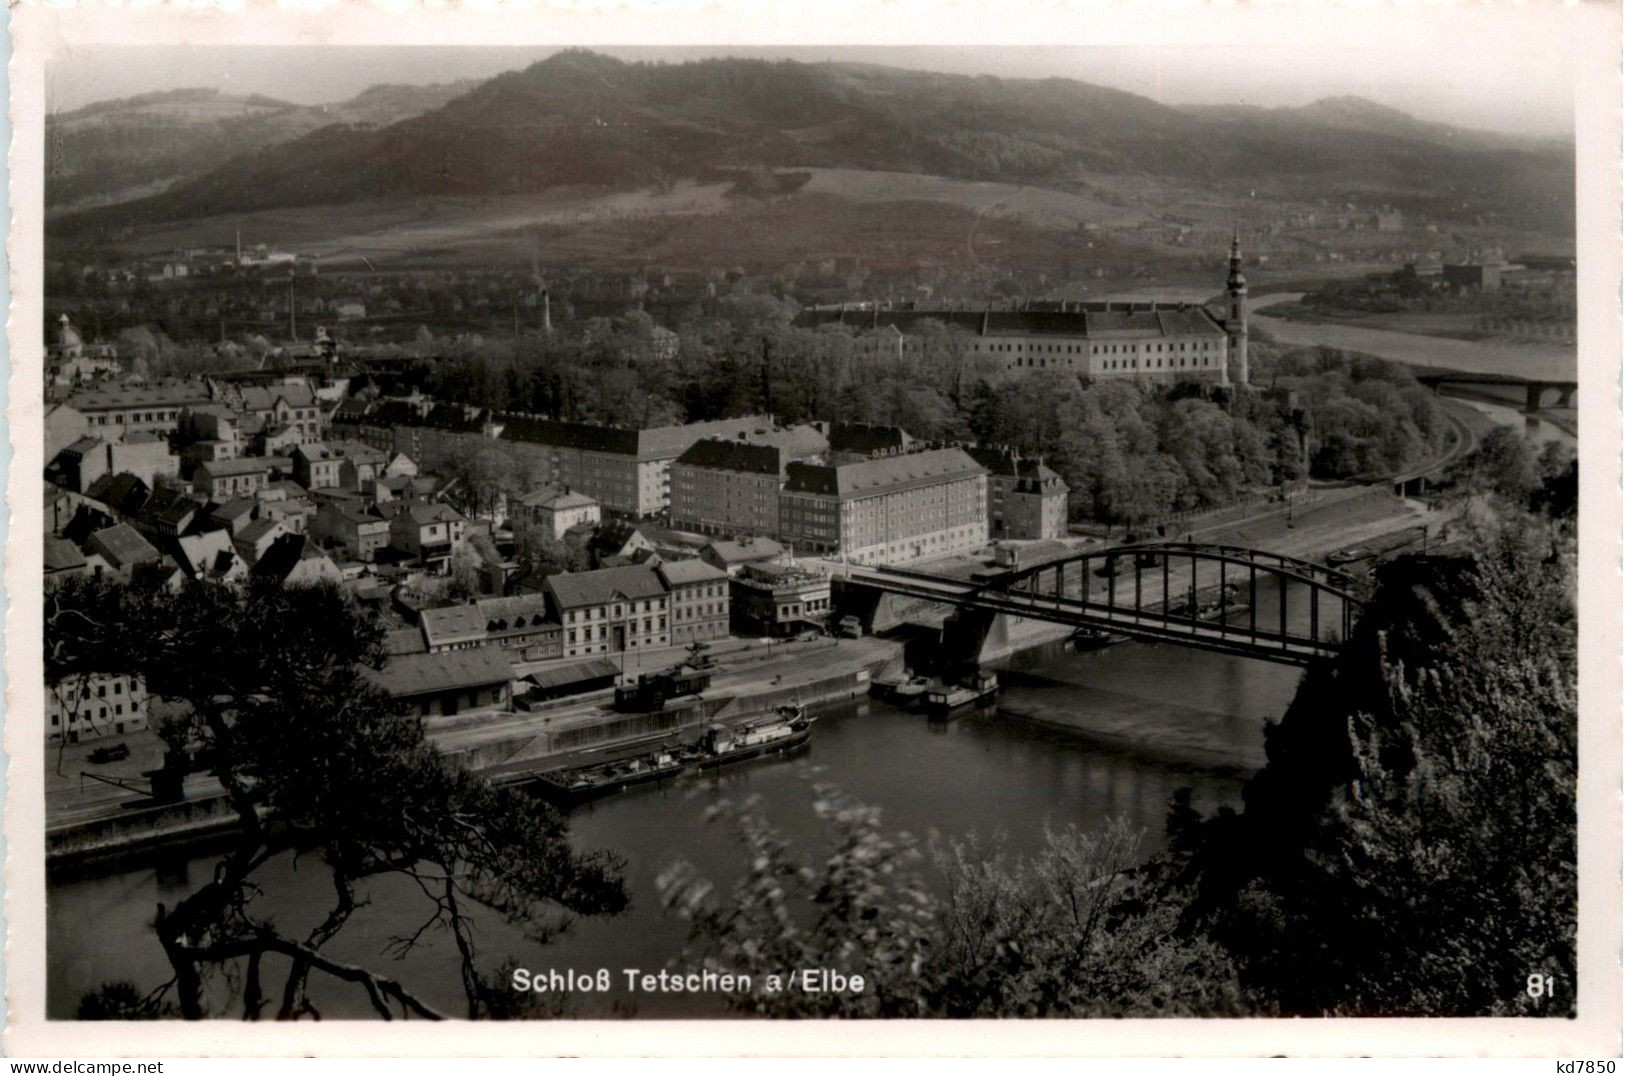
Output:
[44, 5, 1586, 139]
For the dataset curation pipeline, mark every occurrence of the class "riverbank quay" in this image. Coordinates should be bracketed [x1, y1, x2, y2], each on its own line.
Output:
[45, 632, 904, 866]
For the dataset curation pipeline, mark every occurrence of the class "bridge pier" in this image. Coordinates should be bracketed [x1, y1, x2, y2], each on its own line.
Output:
[940, 608, 1004, 669]
[1557, 385, 1575, 408]
[1525, 382, 1544, 414]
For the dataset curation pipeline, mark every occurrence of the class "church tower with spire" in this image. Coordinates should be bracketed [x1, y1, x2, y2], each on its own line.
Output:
[1224, 233, 1249, 386]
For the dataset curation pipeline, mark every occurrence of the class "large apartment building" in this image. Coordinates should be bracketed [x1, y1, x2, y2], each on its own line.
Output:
[498, 413, 777, 518]
[779, 446, 989, 565]
[668, 425, 828, 537]
[794, 239, 1251, 386]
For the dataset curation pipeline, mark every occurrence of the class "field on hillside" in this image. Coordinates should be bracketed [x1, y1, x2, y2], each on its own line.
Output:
[57, 177, 1224, 280]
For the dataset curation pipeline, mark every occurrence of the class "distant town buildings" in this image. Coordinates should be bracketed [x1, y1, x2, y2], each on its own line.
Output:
[795, 238, 1252, 386]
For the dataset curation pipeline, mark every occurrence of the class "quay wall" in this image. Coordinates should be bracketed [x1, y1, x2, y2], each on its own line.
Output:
[47, 794, 238, 868]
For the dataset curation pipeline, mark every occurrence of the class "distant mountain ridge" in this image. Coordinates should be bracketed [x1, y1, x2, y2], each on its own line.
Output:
[1181, 94, 1568, 154]
[46, 80, 480, 212]
[51, 50, 1573, 235]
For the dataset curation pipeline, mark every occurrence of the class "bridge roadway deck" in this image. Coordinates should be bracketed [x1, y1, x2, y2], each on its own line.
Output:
[841, 564, 1338, 666]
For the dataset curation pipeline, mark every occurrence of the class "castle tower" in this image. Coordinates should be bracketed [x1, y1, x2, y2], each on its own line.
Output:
[1224, 233, 1249, 386]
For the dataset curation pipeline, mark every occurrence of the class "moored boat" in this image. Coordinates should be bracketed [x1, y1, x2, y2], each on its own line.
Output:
[870, 671, 932, 706]
[1071, 627, 1129, 651]
[696, 705, 812, 769]
[534, 749, 687, 804]
[925, 671, 1000, 719]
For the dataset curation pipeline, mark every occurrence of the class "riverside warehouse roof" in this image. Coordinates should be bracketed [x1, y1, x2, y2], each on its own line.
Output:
[364, 647, 514, 699]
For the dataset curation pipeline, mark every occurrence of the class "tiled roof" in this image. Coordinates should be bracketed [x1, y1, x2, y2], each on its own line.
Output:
[657, 558, 728, 587]
[525, 657, 618, 692]
[88, 523, 159, 567]
[830, 423, 913, 457]
[784, 447, 985, 500]
[474, 591, 559, 633]
[239, 383, 317, 411]
[292, 442, 339, 462]
[329, 440, 387, 464]
[85, 473, 151, 517]
[175, 530, 241, 578]
[703, 536, 785, 564]
[384, 627, 428, 656]
[209, 497, 258, 523]
[419, 604, 489, 646]
[235, 518, 286, 546]
[64, 381, 210, 412]
[365, 647, 513, 698]
[675, 438, 784, 476]
[44, 537, 87, 573]
[793, 305, 1227, 339]
[140, 485, 201, 526]
[545, 564, 666, 609]
[499, 413, 775, 461]
[197, 457, 276, 479]
[397, 500, 465, 526]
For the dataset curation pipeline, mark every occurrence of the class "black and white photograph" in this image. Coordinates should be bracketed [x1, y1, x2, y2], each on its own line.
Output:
[6, 0, 1620, 1059]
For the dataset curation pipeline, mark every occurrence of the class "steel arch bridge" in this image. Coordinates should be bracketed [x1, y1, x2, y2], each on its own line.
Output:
[844, 542, 1367, 666]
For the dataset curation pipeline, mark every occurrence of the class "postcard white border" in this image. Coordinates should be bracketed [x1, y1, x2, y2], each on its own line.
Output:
[5, 0, 1620, 1057]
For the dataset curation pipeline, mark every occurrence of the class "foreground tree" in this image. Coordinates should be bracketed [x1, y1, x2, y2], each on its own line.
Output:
[47, 576, 627, 1019]
[1173, 506, 1577, 1015]
[657, 788, 1241, 1017]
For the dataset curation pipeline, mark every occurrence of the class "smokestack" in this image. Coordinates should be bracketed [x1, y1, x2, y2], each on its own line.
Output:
[236, 229, 242, 264]
[543, 289, 553, 334]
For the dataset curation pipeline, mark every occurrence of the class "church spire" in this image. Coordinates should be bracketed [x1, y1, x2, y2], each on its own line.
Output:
[1224, 234, 1249, 387]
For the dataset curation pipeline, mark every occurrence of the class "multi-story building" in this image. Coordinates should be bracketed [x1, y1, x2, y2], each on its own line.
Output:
[965, 446, 1070, 540]
[47, 671, 148, 743]
[235, 381, 324, 443]
[545, 564, 671, 659]
[290, 442, 343, 490]
[793, 239, 1251, 386]
[779, 446, 989, 565]
[194, 457, 279, 499]
[47, 433, 178, 493]
[656, 559, 731, 645]
[388, 500, 468, 571]
[729, 561, 832, 637]
[497, 413, 776, 518]
[511, 487, 601, 540]
[474, 594, 564, 659]
[62, 381, 212, 439]
[312, 499, 392, 562]
[668, 425, 828, 538]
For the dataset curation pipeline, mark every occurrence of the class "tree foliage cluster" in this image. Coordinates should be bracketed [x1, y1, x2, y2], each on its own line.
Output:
[397, 308, 1444, 527]
[51, 575, 626, 1020]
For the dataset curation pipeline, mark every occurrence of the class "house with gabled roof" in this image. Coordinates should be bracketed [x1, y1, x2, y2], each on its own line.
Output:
[174, 529, 249, 584]
[85, 523, 160, 580]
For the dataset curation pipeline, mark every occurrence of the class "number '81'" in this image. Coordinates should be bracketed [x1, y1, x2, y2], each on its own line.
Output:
[1527, 973, 1555, 999]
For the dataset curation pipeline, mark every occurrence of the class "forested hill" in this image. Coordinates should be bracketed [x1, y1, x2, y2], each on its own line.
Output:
[58, 50, 1573, 233]
[45, 81, 478, 213]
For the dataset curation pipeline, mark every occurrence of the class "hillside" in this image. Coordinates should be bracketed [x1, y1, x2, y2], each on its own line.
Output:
[51, 51, 1573, 240]
[46, 81, 478, 213]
